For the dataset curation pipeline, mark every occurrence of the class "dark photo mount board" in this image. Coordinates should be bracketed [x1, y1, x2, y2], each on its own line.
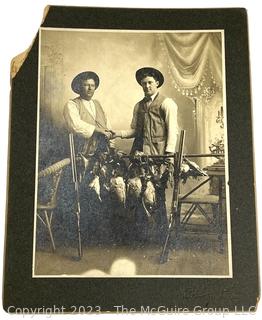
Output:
[3, 6, 259, 313]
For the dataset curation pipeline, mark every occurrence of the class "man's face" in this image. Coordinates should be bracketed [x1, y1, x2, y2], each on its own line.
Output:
[140, 76, 159, 97]
[79, 78, 96, 100]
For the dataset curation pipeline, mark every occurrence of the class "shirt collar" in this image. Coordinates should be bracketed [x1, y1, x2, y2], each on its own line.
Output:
[145, 91, 158, 102]
[80, 97, 93, 104]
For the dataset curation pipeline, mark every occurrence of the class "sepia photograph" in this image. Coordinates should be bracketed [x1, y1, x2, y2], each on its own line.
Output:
[33, 28, 232, 278]
[2, 4, 259, 315]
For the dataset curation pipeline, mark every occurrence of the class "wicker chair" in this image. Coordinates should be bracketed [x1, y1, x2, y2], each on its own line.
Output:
[37, 158, 70, 252]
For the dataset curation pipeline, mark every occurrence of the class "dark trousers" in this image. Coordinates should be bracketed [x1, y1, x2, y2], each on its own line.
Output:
[79, 173, 112, 245]
[135, 186, 168, 244]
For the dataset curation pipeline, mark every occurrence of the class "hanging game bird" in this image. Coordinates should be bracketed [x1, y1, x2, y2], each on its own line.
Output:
[180, 157, 208, 183]
[183, 157, 208, 176]
[127, 176, 142, 200]
[110, 176, 126, 207]
[143, 180, 156, 210]
[88, 175, 102, 202]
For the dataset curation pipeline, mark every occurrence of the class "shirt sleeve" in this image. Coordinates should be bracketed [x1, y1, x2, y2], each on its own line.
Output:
[120, 103, 138, 138]
[161, 98, 179, 153]
[63, 100, 95, 139]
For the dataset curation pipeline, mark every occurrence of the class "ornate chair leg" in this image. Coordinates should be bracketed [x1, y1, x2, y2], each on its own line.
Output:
[44, 210, 56, 252]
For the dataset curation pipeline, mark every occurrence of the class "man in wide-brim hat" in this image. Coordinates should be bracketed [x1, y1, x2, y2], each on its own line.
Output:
[64, 71, 112, 155]
[111, 66, 179, 244]
[64, 71, 113, 244]
[112, 66, 178, 155]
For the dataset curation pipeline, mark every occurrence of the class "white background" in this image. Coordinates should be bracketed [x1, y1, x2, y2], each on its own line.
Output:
[0, 1, 261, 319]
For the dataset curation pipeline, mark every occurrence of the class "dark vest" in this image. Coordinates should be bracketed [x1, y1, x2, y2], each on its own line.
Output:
[72, 97, 107, 129]
[72, 97, 108, 155]
[131, 93, 167, 155]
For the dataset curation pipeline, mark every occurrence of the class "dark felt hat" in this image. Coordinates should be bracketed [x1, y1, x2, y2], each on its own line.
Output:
[71, 71, 100, 94]
[135, 67, 164, 88]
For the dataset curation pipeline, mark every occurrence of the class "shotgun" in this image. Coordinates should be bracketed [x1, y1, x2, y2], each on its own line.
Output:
[160, 130, 185, 263]
[69, 133, 83, 259]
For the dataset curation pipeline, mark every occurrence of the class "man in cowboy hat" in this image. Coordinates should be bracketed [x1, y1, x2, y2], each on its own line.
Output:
[111, 67, 179, 244]
[112, 67, 178, 156]
[64, 71, 112, 155]
[64, 71, 113, 244]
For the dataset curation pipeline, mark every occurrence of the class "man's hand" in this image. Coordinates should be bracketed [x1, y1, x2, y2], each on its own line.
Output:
[104, 130, 113, 139]
[165, 152, 174, 164]
[108, 130, 122, 139]
[95, 127, 113, 139]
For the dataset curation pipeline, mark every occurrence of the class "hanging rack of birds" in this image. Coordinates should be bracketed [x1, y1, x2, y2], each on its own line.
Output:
[69, 142, 210, 247]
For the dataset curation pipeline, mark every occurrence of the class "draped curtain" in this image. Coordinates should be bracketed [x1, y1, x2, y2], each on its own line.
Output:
[159, 32, 223, 166]
[159, 33, 222, 98]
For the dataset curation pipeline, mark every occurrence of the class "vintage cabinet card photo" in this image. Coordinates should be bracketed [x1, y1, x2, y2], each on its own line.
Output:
[3, 6, 259, 313]
[33, 27, 231, 278]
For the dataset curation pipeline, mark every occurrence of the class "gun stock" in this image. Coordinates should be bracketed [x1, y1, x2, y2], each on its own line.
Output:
[160, 130, 185, 264]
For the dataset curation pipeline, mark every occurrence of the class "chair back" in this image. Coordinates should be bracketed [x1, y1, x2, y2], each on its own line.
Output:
[37, 158, 70, 208]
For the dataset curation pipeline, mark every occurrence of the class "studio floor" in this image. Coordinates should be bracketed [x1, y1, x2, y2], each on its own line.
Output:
[35, 180, 230, 277]
[34, 234, 230, 277]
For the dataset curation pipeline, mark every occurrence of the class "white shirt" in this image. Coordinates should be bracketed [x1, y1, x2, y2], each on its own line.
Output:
[145, 92, 158, 105]
[121, 93, 178, 153]
[82, 99, 96, 119]
[64, 98, 112, 139]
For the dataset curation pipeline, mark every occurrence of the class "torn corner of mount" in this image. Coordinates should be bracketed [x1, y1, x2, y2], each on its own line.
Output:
[10, 5, 50, 79]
